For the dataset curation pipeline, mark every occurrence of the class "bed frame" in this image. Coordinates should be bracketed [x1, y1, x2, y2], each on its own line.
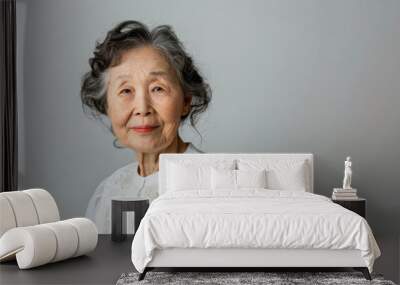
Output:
[138, 153, 371, 280]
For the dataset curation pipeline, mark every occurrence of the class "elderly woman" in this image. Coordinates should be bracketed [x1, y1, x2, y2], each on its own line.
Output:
[80, 20, 211, 234]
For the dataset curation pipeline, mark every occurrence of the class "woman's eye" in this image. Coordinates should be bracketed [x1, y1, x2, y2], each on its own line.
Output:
[120, 89, 131, 96]
[152, 86, 164, 93]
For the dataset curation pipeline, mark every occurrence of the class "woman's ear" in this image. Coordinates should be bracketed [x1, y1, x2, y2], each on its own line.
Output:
[182, 95, 192, 116]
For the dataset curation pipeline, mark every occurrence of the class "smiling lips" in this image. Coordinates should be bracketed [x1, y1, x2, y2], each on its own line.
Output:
[131, 125, 159, 134]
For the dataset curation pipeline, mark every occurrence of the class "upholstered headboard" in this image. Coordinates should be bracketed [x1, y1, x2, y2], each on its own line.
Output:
[159, 153, 314, 195]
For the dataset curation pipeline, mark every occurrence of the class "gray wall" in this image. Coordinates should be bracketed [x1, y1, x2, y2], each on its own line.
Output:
[17, 0, 399, 282]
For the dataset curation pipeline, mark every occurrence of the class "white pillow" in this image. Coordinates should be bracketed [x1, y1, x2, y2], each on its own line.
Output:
[237, 159, 309, 191]
[167, 160, 235, 191]
[167, 163, 209, 191]
[211, 168, 267, 190]
[210, 168, 236, 190]
[236, 169, 267, 188]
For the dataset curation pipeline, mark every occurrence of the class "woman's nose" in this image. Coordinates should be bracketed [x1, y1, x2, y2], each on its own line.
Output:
[133, 91, 153, 116]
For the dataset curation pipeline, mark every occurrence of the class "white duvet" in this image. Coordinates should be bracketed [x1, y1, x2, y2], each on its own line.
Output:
[131, 189, 381, 273]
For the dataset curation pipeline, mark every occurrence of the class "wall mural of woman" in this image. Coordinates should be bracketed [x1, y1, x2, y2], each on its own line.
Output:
[80, 20, 212, 234]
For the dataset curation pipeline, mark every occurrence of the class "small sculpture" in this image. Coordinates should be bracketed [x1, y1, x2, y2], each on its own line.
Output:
[342, 156, 352, 189]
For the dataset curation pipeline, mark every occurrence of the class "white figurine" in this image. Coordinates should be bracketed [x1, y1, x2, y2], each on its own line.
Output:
[342, 156, 352, 189]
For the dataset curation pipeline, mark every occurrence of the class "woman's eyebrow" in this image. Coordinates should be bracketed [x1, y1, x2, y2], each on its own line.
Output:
[116, 74, 131, 80]
[114, 80, 129, 90]
[114, 74, 131, 87]
[113, 71, 171, 89]
[149, 70, 170, 80]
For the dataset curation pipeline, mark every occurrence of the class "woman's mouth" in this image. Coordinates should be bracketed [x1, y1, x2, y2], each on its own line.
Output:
[131, 125, 159, 134]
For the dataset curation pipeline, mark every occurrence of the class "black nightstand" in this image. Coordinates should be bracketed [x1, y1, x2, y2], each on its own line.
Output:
[332, 198, 366, 218]
[111, 197, 149, 242]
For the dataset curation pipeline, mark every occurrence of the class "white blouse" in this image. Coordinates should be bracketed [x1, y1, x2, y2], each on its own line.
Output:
[85, 142, 203, 234]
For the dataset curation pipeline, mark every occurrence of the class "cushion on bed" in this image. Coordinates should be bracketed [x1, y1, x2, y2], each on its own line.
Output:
[166, 159, 235, 192]
[211, 168, 267, 190]
[237, 169, 267, 188]
[210, 168, 236, 190]
[237, 159, 309, 191]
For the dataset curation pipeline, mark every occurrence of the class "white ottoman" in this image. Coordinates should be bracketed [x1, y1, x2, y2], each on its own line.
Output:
[0, 189, 98, 269]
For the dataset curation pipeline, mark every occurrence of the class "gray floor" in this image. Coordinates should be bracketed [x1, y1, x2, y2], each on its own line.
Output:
[1, 235, 397, 284]
[0, 235, 133, 285]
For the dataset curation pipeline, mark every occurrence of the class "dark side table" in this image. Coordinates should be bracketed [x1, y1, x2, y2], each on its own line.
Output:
[111, 197, 149, 242]
[332, 198, 366, 218]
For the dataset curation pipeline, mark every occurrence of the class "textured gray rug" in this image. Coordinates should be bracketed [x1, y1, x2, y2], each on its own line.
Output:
[116, 271, 396, 285]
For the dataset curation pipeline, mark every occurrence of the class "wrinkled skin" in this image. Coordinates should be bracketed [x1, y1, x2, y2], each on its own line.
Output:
[106, 45, 192, 177]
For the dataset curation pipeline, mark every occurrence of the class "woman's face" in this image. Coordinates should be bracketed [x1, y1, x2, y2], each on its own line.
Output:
[106, 45, 191, 153]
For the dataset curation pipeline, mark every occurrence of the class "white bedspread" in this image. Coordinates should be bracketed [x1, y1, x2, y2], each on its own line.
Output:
[131, 189, 380, 273]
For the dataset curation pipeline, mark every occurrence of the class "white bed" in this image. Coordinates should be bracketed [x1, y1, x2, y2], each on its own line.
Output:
[131, 153, 380, 280]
